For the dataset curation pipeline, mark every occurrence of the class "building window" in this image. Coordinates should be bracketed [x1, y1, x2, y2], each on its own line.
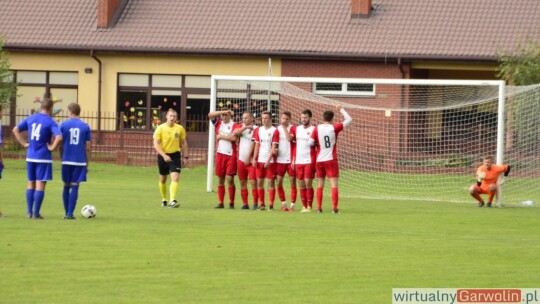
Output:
[313, 82, 375, 96]
[117, 74, 210, 131]
[15, 71, 79, 122]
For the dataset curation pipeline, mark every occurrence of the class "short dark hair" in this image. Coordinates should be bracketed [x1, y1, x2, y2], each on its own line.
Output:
[41, 99, 54, 111]
[243, 111, 253, 117]
[67, 103, 81, 116]
[301, 109, 312, 117]
[323, 110, 334, 122]
[483, 156, 494, 161]
[281, 111, 291, 118]
[261, 111, 271, 117]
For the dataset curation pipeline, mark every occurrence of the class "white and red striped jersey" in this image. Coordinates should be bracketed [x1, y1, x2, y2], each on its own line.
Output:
[212, 119, 239, 156]
[238, 125, 258, 163]
[253, 126, 279, 163]
[311, 123, 344, 162]
[294, 125, 316, 165]
[276, 124, 296, 164]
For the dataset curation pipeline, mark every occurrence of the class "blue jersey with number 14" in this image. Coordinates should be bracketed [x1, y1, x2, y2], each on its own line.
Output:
[17, 113, 61, 163]
[60, 118, 92, 166]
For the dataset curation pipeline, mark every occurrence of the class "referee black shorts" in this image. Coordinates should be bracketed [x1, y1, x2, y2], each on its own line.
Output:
[157, 151, 182, 175]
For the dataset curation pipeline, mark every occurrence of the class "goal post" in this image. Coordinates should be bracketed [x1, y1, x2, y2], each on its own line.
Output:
[207, 75, 539, 206]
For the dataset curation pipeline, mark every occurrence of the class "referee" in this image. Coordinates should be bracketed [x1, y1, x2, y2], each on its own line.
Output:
[153, 108, 188, 208]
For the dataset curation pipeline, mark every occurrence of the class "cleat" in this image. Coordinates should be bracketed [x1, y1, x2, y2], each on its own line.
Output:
[281, 206, 289, 212]
[477, 202, 485, 207]
[34, 215, 45, 219]
[63, 216, 77, 220]
[332, 209, 339, 214]
[169, 200, 180, 208]
[257, 205, 266, 211]
[27, 213, 33, 219]
[316, 209, 322, 214]
[241, 205, 250, 210]
[229, 204, 235, 209]
[162, 200, 168, 207]
[300, 207, 310, 213]
[268, 205, 274, 211]
[487, 203, 492, 208]
[252, 204, 258, 210]
[289, 206, 295, 212]
[307, 206, 312, 211]
[214, 204, 224, 209]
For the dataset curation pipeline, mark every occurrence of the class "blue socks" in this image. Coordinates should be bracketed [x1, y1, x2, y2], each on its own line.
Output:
[63, 186, 70, 215]
[68, 185, 79, 217]
[33, 190, 45, 217]
[26, 189, 35, 216]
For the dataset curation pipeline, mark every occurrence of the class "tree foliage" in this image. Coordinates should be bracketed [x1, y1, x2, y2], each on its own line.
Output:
[497, 40, 540, 85]
[0, 36, 17, 108]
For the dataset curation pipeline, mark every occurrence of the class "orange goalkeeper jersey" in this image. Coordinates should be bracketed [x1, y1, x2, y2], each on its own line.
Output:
[476, 164, 509, 186]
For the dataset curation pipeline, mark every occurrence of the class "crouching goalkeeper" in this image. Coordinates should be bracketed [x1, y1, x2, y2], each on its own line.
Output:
[469, 156, 510, 207]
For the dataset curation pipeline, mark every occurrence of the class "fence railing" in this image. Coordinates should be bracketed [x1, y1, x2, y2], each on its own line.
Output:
[1, 110, 210, 167]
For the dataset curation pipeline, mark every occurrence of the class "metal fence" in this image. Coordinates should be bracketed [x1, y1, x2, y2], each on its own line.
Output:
[1, 110, 210, 167]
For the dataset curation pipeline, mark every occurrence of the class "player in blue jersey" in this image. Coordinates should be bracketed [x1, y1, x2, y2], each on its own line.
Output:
[59, 103, 91, 219]
[12, 99, 62, 219]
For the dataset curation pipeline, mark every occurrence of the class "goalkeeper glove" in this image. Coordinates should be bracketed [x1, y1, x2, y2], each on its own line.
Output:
[504, 165, 511, 177]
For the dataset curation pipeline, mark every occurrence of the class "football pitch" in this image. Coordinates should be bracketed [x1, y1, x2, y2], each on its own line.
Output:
[1, 160, 539, 303]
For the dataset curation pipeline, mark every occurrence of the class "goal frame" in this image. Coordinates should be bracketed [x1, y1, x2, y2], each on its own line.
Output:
[206, 75, 506, 206]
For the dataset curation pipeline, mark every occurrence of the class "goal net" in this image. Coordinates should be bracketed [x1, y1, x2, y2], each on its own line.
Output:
[207, 76, 540, 207]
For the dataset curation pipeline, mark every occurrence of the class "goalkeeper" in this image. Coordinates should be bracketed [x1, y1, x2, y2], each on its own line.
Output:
[469, 156, 510, 207]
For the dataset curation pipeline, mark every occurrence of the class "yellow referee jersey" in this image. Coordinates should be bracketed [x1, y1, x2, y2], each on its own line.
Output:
[153, 123, 186, 154]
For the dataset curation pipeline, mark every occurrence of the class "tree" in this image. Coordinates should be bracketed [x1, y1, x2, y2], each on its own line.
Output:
[0, 35, 17, 109]
[497, 40, 540, 155]
[497, 40, 540, 85]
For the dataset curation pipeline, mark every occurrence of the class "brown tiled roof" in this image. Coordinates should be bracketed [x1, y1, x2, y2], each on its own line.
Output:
[1, 0, 540, 61]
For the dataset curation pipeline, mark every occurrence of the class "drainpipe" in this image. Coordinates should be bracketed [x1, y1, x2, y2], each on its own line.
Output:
[91, 50, 102, 144]
[398, 57, 405, 153]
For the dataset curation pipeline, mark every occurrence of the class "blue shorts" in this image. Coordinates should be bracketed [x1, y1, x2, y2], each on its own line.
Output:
[62, 165, 87, 183]
[27, 162, 53, 182]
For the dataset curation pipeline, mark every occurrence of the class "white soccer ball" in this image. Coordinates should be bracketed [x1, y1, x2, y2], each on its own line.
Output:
[521, 200, 534, 207]
[81, 205, 97, 218]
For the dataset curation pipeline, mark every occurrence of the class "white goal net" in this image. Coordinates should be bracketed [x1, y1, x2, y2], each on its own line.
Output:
[207, 76, 540, 206]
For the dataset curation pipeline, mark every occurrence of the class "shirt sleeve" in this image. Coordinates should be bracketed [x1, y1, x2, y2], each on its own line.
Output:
[252, 128, 260, 143]
[153, 126, 162, 139]
[272, 129, 280, 144]
[17, 118, 28, 132]
[334, 123, 344, 133]
[290, 125, 297, 141]
[85, 125, 92, 142]
[51, 122, 61, 137]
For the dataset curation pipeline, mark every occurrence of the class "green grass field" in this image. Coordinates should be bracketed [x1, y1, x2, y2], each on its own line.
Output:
[1, 160, 539, 303]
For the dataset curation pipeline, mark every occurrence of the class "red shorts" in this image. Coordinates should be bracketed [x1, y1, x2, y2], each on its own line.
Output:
[295, 163, 315, 180]
[237, 160, 256, 181]
[215, 153, 237, 177]
[275, 163, 295, 177]
[316, 160, 339, 179]
[256, 162, 276, 180]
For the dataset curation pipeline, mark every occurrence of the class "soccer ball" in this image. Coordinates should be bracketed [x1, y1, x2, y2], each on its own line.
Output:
[81, 205, 97, 218]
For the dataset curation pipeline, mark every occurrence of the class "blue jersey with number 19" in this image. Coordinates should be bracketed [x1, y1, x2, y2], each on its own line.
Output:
[60, 118, 92, 166]
[17, 113, 61, 163]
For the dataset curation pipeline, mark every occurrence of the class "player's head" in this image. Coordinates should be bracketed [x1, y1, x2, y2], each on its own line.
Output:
[261, 111, 272, 127]
[300, 109, 312, 126]
[41, 98, 54, 114]
[280, 111, 291, 125]
[242, 111, 254, 125]
[483, 156, 494, 169]
[166, 108, 178, 125]
[67, 103, 81, 116]
[220, 107, 232, 123]
[323, 110, 335, 122]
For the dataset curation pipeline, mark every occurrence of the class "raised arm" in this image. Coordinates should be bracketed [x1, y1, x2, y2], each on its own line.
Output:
[208, 109, 233, 120]
[338, 106, 353, 127]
